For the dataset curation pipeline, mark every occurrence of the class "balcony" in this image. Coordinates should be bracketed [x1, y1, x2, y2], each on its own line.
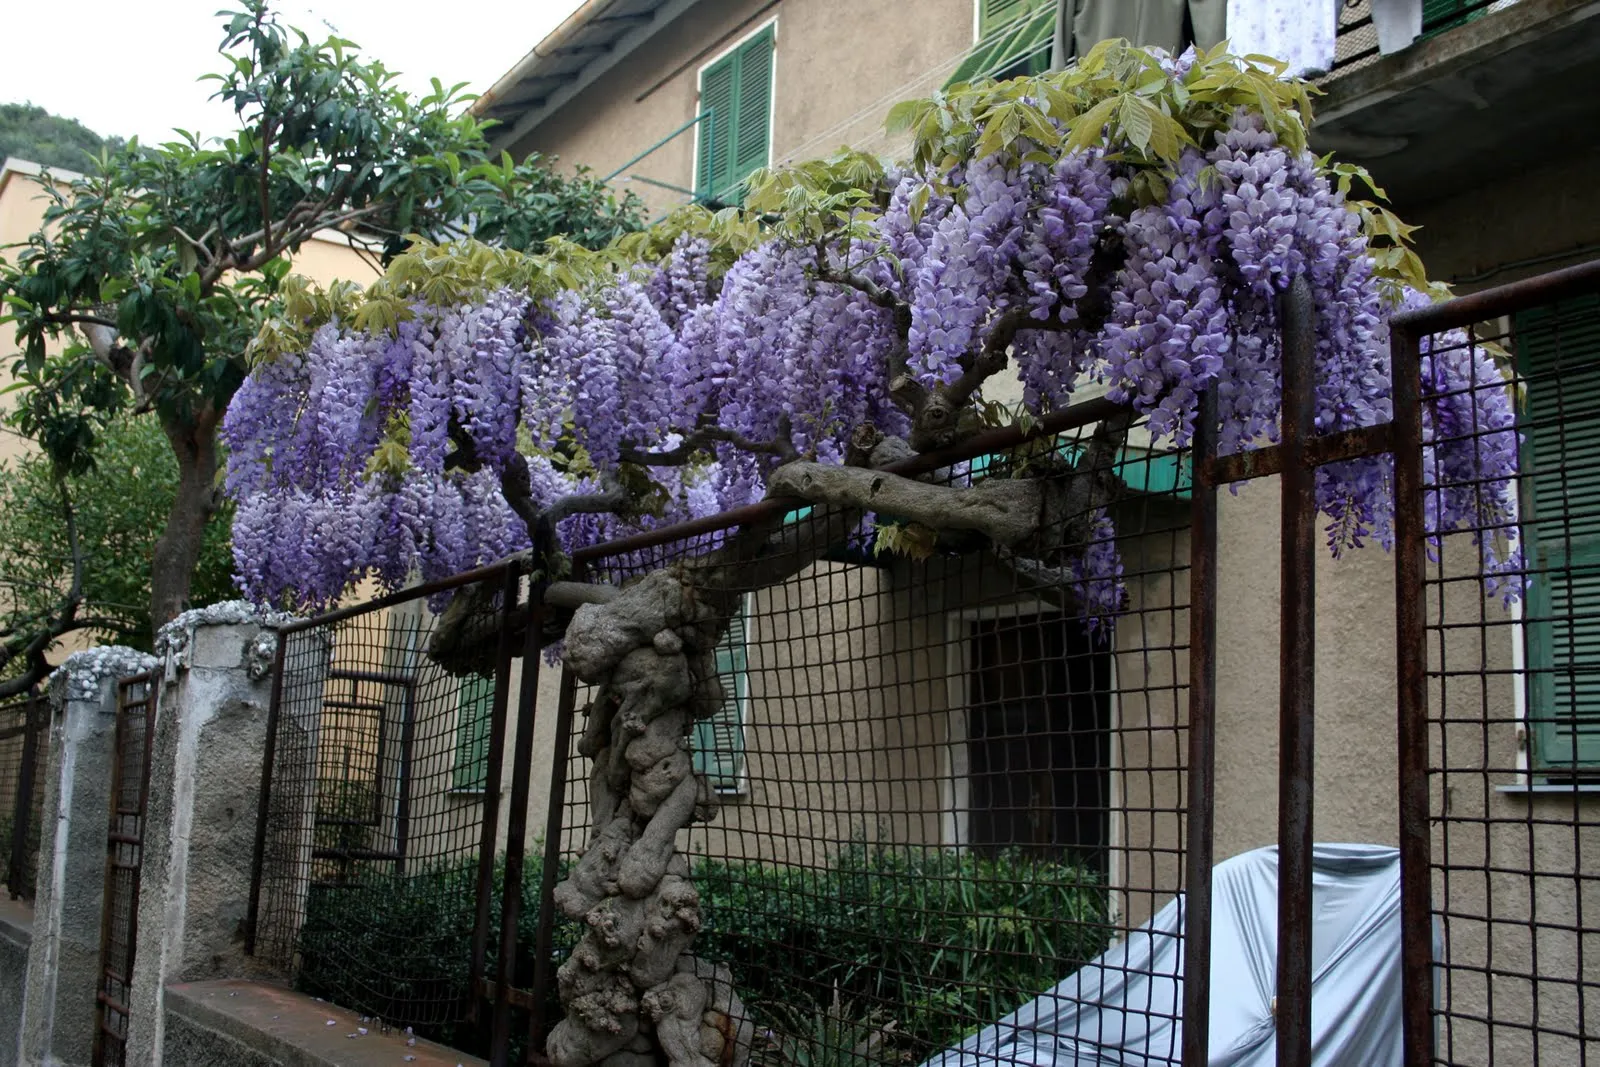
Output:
[1312, 0, 1600, 207]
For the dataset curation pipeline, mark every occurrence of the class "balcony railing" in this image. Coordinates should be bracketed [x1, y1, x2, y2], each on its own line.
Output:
[1328, 0, 1511, 78]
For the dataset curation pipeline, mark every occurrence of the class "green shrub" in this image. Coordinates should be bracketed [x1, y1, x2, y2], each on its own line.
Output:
[694, 845, 1109, 1058]
[296, 850, 581, 1051]
[295, 844, 1108, 1062]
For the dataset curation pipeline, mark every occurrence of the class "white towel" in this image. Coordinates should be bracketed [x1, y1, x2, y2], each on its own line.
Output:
[1225, 0, 1337, 76]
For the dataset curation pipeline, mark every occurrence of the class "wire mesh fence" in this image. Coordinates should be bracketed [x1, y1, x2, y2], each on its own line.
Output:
[544, 416, 1198, 1066]
[246, 562, 536, 1049]
[0, 689, 47, 901]
[1396, 280, 1600, 1064]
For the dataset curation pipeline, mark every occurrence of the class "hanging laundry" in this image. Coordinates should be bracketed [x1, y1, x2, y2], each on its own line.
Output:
[1225, 0, 1338, 76]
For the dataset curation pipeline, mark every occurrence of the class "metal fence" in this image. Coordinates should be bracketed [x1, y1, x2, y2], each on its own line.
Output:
[92, 669, 158, 1067]
[0, 690, 47, 901]
[245, 560, 542, 1053]
[549, 428, 1196, 1067]
[244, 260, 1600, 1066]
[1390, 266, 1600, 1064]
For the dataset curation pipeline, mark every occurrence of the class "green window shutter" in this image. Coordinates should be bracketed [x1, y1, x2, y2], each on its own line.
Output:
[696, 54, 736, 202]
[979, 0, 1032, 38]
[695, 26, 773, 205]
[1422, 0, 1489, 37]
[1517, 297, 1600, 773]
[947, 0, 1054, 87]
[452, 674, 495, 792]
[694, 605, 748, 791]
[731, 28, 773, 182]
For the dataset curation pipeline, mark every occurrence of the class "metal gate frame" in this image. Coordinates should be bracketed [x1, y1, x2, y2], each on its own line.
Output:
[92, 669, 159, 1067]
[2, 691, 46, 900]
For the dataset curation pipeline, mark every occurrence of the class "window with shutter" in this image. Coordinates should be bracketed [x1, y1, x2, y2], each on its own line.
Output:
[694, 601, 749, 793]
[1518, 296, 1600, 775]
[947, 0, 1055, 87]
[452, 674, 495, 792]
[1422, 0, 1490, 38]
[695, 25, 774, 206]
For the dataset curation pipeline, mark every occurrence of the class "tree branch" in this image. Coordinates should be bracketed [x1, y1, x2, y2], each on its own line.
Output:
[41, 311, 119, 332]
[542, 485, 633, 527]
[172, 224, 221, 269]
[764, 461, 1044, 548]
[621, 416, 800, 467]
[258, 115, 276, 256]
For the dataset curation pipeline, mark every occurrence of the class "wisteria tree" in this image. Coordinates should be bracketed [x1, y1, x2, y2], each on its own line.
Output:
[223, 41, 1519, 1067]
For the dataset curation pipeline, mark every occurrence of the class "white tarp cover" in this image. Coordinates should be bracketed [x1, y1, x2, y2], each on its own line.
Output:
[921, 844, 1408, 1066]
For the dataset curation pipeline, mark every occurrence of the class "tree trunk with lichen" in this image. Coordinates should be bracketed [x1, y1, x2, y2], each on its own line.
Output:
[540, 414, 1133, 1067]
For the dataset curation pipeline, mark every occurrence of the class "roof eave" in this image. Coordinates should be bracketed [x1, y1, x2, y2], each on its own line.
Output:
[473, 0, 706, 153]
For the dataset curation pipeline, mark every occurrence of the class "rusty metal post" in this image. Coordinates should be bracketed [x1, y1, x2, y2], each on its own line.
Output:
[1389, 320, 1434, 1066]
[1183, 388, 1219, 1066]
[244, 631, 290, 954]
[1276, 275, 1317, 1067]
[6, 695, 43, 899]
[393, 678, 417, 875]
[492, 563, 548, 1064]
[471, 563, 524, 1028]
[525, 666, 580, 1063]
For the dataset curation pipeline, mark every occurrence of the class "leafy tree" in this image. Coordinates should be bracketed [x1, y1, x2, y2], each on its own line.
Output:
[0, 102, 125, 173]
[0, 1, 644, 660]
[221, 41, 1517, 1066]
[0, 415, 234, 696]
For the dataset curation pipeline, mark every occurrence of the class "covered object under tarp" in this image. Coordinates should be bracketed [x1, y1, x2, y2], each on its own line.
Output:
[920, 844, 1412, 1066]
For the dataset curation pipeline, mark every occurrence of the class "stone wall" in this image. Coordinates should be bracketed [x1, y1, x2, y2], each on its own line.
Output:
[0, 900, 30, 1067]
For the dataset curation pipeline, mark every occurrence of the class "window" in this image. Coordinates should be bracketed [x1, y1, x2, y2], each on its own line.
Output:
[694, 602, 749, 794]
[948, 0, 1055, 86]
[695, 24, 774, 206]
[1518, 297, 1600, 776]
[452, 674, 495, 792]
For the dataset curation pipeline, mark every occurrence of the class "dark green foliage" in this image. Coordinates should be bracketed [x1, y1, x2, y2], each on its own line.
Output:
[694, 845, 1110, 1058]
[297, 857, 483, 1034]
[0, 102, 124, 173]
[0, 414, 235, 679]
[295, 851, 581, 1049]
[295, 844, 1109, 1062]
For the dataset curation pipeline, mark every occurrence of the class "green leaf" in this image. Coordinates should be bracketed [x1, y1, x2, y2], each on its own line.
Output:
[1119, 95, 1153, 152]
[1065, 96, 1120, 154]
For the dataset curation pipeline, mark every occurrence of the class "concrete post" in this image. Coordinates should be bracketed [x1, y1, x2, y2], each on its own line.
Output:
[19, 647, 157, 1067]
[124, 604, 291, 1067]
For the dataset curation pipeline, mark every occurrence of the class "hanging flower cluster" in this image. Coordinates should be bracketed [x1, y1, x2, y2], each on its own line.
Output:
[223, 44, 1520, 617]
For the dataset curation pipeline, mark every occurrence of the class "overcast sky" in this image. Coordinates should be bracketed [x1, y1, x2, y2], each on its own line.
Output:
[1, 0, 585, 145]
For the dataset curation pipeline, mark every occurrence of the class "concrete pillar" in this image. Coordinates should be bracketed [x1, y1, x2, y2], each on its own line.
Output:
[20, 647, 157, 1067]
[124, 605, 290, 1067]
